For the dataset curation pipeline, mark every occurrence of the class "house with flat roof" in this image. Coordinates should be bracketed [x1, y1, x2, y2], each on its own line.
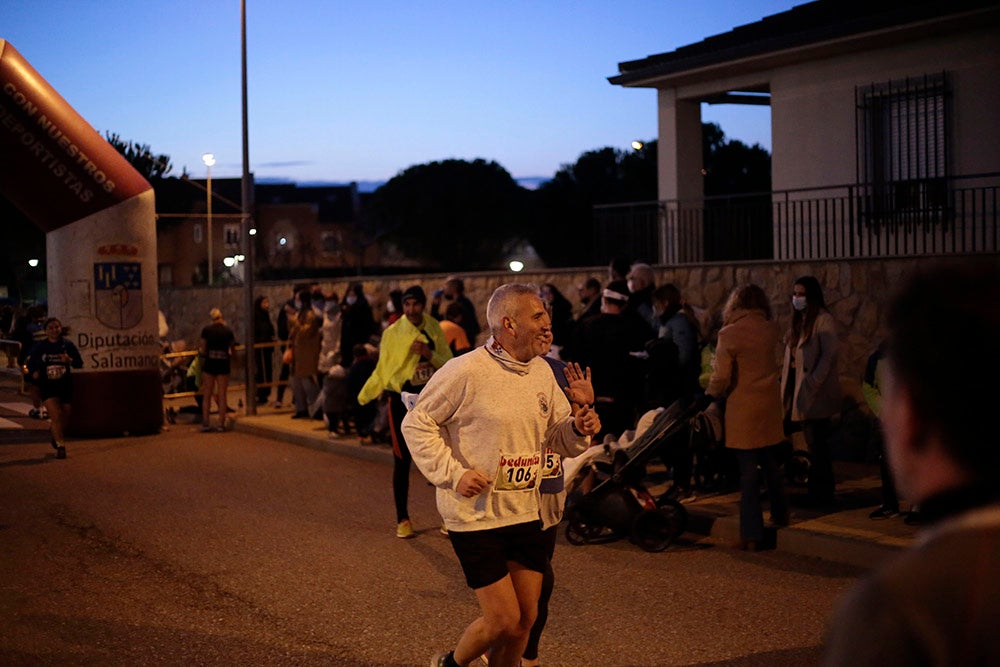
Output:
[606, 0, 1000, 263]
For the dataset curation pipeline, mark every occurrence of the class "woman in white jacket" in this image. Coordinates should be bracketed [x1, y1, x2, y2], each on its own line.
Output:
[780, 276, 842, 506]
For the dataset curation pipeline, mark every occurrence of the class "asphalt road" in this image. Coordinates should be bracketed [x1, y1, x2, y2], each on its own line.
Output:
[0, 427, 863, 666]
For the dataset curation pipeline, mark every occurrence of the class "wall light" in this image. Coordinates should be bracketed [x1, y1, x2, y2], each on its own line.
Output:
[509, 260, 524, 272]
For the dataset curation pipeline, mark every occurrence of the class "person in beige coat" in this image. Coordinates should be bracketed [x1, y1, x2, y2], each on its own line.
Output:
[780, 276, 842, 506]
[707, 284, 789, 550]
[289, 290, 322, 419]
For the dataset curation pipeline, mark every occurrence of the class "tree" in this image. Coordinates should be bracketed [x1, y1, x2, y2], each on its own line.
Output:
[702, 123, 771, 196]
[529, 142, 658, 267]
[368, 159, 530, 270]
[105, 133, 173, 181]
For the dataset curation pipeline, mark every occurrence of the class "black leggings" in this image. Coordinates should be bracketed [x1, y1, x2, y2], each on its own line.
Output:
[523, 524, 558, 661]
[387, 392, 412, 523]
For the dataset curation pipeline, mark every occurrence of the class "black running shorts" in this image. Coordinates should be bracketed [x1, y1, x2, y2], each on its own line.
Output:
[448, 520, 547, 589]
[38, 376, 72, 403]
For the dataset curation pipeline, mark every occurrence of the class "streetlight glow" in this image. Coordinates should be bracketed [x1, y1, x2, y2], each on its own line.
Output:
[509, 260, 524, 272]
[631, 140, 644, 151]
[28, 258, 39, 267]
[202, 153, 216, 167]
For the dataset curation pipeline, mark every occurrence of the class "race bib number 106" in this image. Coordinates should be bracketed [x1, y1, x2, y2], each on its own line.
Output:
[493, 452, 541, 491]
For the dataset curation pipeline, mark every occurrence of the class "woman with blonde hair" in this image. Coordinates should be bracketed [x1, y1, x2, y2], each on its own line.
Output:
[199, 307, 236, 432]
[706, 284, 789, 550]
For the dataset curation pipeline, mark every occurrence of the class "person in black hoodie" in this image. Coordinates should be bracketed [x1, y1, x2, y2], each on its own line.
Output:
[339, 282, 378, 366]
[25, 317, 82, 458]
[253, 295, 276, 406]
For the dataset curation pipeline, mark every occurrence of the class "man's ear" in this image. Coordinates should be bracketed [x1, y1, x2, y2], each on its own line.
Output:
[503, 316, 516, 334]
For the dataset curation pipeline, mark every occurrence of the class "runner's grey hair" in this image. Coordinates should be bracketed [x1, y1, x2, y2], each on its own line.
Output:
[486, 283, 540, 335]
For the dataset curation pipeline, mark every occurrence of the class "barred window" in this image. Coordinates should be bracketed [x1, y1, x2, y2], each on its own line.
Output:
[856, 73, 949, 222]
[321, 231, 341, 254]
[224, 223, 240, 248]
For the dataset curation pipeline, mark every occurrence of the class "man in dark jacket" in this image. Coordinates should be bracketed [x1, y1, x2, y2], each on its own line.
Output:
[823, 261, 1000, 666]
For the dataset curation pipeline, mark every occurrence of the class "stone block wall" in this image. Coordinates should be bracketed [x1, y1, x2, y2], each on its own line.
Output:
[159, 256, 991, 406]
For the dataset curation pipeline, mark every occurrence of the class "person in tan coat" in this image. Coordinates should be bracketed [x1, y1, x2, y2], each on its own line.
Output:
[780, 275, 842, 506]
[707, 284, 789, 550]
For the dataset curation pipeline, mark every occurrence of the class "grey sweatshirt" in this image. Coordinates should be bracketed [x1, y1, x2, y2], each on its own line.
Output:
[402, 340, 590, 532]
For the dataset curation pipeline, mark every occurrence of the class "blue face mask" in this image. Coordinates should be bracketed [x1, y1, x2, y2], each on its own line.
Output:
[792, 295, 807, 311]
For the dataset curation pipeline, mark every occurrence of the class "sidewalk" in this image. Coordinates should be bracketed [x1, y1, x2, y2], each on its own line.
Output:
[229, 402, 918, 569]
[1, 381, 919, 569]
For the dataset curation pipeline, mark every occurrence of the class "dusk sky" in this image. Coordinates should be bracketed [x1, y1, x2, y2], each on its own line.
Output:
[3, 1, 795, 186]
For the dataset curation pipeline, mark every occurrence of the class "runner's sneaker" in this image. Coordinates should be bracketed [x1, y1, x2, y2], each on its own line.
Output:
[430, 652, 456, 667]
[396, 519, 415, 539]
[29, 408, 41, 419]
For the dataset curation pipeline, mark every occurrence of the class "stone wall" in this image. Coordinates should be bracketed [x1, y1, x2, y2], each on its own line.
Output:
[158, 256, 978, 405]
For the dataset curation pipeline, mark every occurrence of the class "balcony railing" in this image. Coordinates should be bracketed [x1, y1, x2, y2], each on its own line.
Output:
[592, 172, 999, 265]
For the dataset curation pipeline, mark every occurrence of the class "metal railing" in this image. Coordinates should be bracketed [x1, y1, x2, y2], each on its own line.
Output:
[593, 172, 999, 265]
[0, 339, 25, 394]
[161, 341, 287, 400]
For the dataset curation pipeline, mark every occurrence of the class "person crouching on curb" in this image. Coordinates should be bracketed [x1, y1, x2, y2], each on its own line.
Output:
[25, 317, 82, 459]
[402, 283, 601, 667]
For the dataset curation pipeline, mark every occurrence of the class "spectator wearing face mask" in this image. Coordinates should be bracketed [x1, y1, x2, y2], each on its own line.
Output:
[339, 282, 378, 367]
[384, 288, 403, 328]
[780, 275, 843, 508]
[576, 277, 602, 322]
[626, 262, 658, 332]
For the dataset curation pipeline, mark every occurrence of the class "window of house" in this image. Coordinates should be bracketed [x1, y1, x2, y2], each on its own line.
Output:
[224, 223, 240, 248]
[158, 263, 173, 287]
[321, 231, 341, 254]
[856, 72, 949, 223]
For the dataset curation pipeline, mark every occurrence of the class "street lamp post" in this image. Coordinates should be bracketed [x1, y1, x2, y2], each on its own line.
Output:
[202, 152, 216, 285]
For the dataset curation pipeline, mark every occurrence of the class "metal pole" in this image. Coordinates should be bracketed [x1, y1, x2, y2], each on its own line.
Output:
[206, 164, 213, 285]
[241, 0, 257, 416]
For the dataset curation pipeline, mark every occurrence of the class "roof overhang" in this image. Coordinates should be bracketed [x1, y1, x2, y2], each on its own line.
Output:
[609, 2, 1000, 90]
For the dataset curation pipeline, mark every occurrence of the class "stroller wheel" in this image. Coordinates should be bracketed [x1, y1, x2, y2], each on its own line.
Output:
[630, 505, 684, 553]
[786, 451, 811, 487]
[565, 506, 602, 546]
[655, 498, 688, 536]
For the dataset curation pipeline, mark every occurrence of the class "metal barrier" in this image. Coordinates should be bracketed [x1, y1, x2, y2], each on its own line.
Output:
[0, 339, 25, 394]
[160, 341, 288, 400]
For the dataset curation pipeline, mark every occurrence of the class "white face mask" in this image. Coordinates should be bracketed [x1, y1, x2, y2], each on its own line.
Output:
[346, 295, 357, 306]
[791, 295, 807, 311]
[386, 300, 396, 314]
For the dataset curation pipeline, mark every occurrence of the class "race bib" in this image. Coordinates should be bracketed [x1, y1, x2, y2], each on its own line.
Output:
[411, 361, 435, 387]
[541, 448, 563, 480]
[493, 452, 541, 491]
[46, 365, 66, 380]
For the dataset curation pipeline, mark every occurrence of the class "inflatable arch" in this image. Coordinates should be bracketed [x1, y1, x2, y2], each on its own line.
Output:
[0, 40, 162, 436]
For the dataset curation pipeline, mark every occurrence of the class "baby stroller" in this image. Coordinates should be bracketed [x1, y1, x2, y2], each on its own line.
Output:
[563, 401, 701, 552]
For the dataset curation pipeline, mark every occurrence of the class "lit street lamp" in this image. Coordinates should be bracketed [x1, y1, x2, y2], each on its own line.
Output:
[202, 152, 216, 285]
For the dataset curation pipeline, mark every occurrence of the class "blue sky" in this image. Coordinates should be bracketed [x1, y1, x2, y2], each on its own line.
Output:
[2, 1, 794, 185]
